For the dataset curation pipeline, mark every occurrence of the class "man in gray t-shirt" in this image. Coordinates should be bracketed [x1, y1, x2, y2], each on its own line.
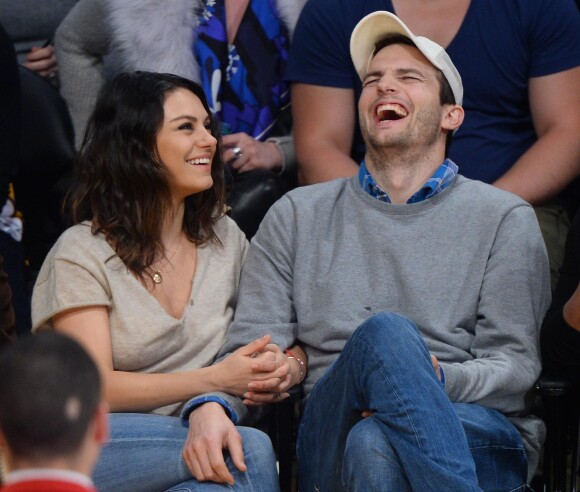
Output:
[188, 13, 550, 491]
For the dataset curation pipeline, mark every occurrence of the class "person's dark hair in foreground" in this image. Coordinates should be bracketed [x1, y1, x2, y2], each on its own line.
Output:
[0, 332, 103, 464]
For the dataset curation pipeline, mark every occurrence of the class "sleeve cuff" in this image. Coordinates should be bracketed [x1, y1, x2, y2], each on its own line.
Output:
[180, 395, 239, 426]
[266, 135, 295, 175]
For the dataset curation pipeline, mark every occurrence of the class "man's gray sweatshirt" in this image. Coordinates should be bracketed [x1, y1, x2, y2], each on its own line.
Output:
[221, 174, 551, 476]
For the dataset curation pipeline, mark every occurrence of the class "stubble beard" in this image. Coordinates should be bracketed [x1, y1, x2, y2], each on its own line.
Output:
[362, 105, 443, 170]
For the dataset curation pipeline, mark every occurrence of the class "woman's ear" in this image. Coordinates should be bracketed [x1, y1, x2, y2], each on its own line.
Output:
[441, 105, 464, 132]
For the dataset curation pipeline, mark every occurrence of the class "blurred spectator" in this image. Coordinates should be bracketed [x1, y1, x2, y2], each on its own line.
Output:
[0, 0, 77, 81]
[0, 22, 29, 338]
[0, 331, 107, 492]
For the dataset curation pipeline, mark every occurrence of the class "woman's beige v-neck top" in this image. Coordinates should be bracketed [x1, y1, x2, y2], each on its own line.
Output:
[32, 217, 248, 416]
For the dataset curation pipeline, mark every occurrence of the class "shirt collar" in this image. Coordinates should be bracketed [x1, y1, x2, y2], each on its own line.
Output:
[5, 469, 94, 488]
[359, 159, 458, 204]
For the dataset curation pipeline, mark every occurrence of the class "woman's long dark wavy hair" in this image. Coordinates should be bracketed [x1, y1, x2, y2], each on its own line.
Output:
[66, 71, 226, 281]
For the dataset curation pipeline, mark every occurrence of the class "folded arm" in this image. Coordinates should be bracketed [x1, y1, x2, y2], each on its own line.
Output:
[440, 204, 551, 413]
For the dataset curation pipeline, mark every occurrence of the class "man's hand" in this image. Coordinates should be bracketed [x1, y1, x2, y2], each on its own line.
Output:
[213, 335, 288, 396]
[183, 402, 246, 485]
[243, 344, 291, 406]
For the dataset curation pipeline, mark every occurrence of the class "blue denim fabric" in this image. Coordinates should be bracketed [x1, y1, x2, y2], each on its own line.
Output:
[93, 413, 280, 492]
[296, 312, 529, 492]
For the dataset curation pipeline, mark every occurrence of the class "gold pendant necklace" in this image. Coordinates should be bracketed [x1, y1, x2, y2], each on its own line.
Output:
[149, 236, 184, 285]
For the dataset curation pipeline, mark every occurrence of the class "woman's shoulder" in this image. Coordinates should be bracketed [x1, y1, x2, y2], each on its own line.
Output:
[50, 222, 113, 262]
[213, 214, 248, 246]
[56, 221, 105, 246]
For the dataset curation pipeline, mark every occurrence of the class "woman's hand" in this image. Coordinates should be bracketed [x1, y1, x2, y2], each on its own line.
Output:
[212, 335, 288, 396]
[222, 132, 283, 173]
[183, 402, 245, 485]
[24, 45, 58, 79]
[243, 344, 292, 406]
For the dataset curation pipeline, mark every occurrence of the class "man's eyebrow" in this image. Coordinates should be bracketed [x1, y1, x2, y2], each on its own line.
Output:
[395, 67, 426, 78]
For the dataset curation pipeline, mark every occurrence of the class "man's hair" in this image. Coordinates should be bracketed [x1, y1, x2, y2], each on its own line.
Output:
[373, 34, 456, 155]
[0, 332, 101, 460]
[66, 71, 226, 283]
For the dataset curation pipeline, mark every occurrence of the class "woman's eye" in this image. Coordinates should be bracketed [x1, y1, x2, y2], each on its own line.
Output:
[178, 122, 193, 130]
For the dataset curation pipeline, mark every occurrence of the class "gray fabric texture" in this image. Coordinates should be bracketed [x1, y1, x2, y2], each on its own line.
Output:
[220, 174, 551, 477]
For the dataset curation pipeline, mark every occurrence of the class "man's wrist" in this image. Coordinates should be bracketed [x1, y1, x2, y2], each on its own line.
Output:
[285, 349, 306, 386]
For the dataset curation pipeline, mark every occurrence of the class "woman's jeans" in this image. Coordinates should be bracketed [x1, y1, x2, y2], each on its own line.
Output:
[93, 413, 280, 492]
[297, 312, 529, 492]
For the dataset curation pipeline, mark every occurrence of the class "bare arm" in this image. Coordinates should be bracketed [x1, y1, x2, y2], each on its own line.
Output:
[292, 83, 359, 184]
[52, 306, 285, 412]
[493, 67, 580, 205]
[563, 282, 580, 331]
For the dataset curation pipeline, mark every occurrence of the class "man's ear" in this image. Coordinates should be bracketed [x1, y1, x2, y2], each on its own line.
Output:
[441, 105, 464, 132]
[92, 401, 109, 446]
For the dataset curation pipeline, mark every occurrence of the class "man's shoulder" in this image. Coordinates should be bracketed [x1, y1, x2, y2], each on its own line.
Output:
[284, 178, 353, 208]
[453, 175, 531, 211]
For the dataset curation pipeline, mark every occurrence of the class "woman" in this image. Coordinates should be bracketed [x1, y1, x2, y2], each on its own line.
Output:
[31, 71, 288, 491]
[55, 0, 307, 237]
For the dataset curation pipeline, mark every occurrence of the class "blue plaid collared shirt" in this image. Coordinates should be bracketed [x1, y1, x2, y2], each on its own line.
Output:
[359, 159, 459, 204]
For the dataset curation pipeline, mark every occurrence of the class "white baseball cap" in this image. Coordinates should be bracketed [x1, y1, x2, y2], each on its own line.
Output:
[350, 11, 463, 106]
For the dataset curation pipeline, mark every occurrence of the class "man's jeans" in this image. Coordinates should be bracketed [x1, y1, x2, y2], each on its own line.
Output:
[297, 312, 528, 491]
[93, 413, 280, 492]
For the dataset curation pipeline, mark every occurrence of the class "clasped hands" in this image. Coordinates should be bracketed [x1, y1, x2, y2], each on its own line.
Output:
[214, 334, 294, 405]
[183, 335, 294, 485]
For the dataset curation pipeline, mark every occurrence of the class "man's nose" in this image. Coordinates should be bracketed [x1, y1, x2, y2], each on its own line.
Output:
[377, 76, 398, 94]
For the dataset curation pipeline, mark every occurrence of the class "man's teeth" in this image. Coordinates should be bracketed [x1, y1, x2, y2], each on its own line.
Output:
[377, 103, 408, 121]
[187, 158, 210, 165]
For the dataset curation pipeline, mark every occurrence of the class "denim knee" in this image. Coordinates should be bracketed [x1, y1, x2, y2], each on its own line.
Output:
[351, 311, 423, 354]
[343, 418, 412, 491]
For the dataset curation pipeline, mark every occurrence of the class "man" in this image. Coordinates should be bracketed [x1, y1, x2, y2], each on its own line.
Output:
[0, 332, 107, 491]
[287, 0, 580, 285]
[188, 12, 550, 490]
